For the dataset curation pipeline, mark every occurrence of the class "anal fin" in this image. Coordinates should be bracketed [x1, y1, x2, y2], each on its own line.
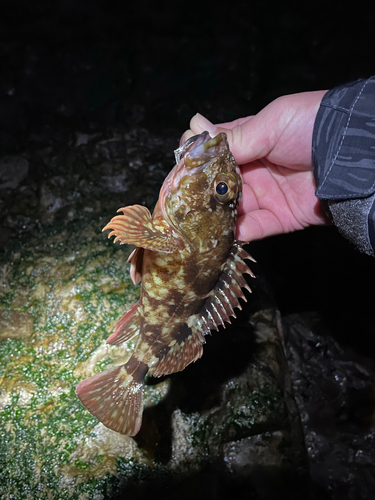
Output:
[107, 300, 141, 345]
[150, 323, 204, 378]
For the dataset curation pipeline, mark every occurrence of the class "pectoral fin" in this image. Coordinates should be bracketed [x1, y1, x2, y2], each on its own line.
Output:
[103, 204, 184, 253]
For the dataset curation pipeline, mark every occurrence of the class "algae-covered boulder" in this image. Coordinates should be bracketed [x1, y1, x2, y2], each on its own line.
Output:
[0, 227, 306, 498]
[0, 220, 164, 499]
[0, 129, 308, 499]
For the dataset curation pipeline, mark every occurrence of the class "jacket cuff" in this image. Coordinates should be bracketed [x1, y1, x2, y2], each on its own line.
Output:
[312, 77, 375, 256]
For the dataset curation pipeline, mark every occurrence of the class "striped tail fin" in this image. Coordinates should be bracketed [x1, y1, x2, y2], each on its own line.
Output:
[76, 357, 148, 436]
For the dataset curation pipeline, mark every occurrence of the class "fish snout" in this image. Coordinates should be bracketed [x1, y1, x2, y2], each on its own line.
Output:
[176, 131, 229, 169]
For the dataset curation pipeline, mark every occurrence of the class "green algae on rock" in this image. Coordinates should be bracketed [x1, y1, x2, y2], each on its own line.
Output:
[0, 129, 308, 499]
[0, 215, 308, 499]
[0, 219, 169, 500]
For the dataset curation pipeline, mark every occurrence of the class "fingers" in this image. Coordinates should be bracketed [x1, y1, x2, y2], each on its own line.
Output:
[183, 112, 272, 165]
[190, 113, 253, 132]
[235, 164, 292, 241]
[209, 116, 254, 129]
[181, 114, 255, 153]
[236, 210, 285, 241]
[182, 91, 328, 166]
[190, 114, 218, 135]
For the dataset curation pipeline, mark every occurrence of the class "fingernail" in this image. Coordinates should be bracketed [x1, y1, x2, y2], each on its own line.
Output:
[194, 113, 217, 135]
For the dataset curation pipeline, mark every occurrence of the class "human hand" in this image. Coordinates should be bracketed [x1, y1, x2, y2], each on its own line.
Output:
[183, 91, 330, 241]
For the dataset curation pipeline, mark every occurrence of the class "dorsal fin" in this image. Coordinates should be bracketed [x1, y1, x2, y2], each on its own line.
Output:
[149, 242, 255, 378]
[106, 300, 141, 345]
[198, 241, 255, 331]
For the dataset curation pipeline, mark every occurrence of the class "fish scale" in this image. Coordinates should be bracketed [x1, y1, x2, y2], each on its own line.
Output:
[76, 131, 255, 436]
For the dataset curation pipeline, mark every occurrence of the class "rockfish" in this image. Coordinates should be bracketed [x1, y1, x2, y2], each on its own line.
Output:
[76, 131, 254, 436]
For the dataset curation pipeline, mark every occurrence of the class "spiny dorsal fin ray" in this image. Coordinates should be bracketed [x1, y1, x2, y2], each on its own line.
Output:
[103, 204, 185, 253]
[235, 244, 257, 264]
[76, 358, 147, 436]
[199, 241, 254, 332]
[106, 300, 141, 345]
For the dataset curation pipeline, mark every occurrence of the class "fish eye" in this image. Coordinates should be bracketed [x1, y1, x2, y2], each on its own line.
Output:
[214, 174, 238, 204]
[214, 180, 233, 203]
[216, 182, 229, 196]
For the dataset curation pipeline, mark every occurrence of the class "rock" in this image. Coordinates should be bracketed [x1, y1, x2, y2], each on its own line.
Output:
[223, 432, 285, 472]
[0, 213, 309, 499]
[0, 309, 34, 339]
[39, 175, 81, 222]
[0, 220, 157, 499]
[100, 171, 129, 193]
[281, 313, 375, 499]
[0, 127, 308, 499]
[75, 131, 101, 147]
[0, 156, 29, 190]
[168, 309, 309, 499]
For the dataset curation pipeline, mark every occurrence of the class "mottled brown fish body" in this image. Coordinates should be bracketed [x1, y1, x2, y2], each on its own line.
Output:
[76, 132, 254, 436]
[135, 242, 230, 369]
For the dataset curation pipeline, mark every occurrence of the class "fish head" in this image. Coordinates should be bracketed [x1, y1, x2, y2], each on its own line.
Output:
[160, 131, 242, 252]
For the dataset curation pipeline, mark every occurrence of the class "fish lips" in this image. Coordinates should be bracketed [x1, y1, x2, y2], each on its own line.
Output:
[174, 131, 229, 167]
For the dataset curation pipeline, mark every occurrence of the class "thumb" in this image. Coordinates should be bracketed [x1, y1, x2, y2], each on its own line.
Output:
[188, 113, 272, 165]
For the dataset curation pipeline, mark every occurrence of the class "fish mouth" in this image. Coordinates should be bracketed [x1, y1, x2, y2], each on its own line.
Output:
[174, 131, 228, 167]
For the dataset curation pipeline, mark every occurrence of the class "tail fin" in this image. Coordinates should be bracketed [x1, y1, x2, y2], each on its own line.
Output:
[76, 358, 148, 436]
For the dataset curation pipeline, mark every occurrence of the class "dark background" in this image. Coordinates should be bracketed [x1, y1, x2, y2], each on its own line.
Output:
[1, 0, 373, 145]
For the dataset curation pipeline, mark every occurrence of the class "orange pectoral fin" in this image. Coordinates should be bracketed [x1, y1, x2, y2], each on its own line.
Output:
[103, 204, 185, 253]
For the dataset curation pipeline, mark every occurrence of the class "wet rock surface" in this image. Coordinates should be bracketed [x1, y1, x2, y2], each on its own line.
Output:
[0, 127, 174, 250]
[166, 310, 308, 500]
[282, 313, 375, 500]
[0, 156, 29, 190]
[0, 127, 308, 498]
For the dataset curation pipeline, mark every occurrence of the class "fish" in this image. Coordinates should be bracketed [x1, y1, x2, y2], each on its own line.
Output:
[76, 131, 255, 436]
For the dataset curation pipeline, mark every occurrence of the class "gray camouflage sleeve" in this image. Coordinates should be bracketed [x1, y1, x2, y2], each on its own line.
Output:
[312, 76, 375, 256]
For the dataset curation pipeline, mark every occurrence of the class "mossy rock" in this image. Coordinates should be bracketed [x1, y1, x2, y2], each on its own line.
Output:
[0, 218, 170, 499]
[0, 130, 307, 499]
[0, 214, 308, 498]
